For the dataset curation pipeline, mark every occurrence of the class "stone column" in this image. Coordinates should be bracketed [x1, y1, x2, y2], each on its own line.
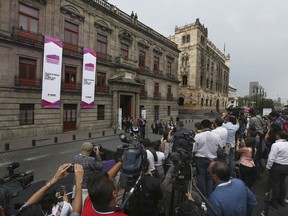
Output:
[112, 90, 118, 127]
[135, 92, 140, 118]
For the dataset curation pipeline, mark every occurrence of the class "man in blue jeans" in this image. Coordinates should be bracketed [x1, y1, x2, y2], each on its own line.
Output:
[193, 119, 222, 197]
[222, 114, 239, 177]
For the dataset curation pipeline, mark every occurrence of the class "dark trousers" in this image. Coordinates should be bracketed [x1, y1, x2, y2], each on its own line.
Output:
[195, 157, 213, 198]
[270, 163, 288, 203]
[239, 164, 257, 189]
[140, 127, 145, 138]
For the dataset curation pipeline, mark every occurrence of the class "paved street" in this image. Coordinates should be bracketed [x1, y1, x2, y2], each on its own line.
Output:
[0, 131, 163, 182]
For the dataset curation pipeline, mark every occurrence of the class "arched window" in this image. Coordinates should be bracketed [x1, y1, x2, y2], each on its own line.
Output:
[206, 99, 209, 106]
[182, 75, 188, 86]
[182, 54, 189, 67]
[182, 35, 186, 44]
[201, 98, 204, 106]
[186, 35, 190, 43]
[178, 97, 184, 106]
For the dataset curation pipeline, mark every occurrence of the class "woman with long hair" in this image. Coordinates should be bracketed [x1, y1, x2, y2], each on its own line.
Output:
[236, 137, 257, 188]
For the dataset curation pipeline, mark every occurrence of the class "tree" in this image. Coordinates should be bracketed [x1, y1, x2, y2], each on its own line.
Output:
[238, 95, 275, 110]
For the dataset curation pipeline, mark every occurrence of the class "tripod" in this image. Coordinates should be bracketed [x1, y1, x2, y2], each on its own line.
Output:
[168, 162, 218, 216]
[119, 172, 143, 214]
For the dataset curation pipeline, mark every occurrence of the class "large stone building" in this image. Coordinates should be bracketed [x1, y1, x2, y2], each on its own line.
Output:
[0, 0, 180, 140]
[169, 19, 230, 116]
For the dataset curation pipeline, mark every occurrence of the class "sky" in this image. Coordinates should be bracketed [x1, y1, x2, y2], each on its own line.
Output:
[109, 0, 288, 104]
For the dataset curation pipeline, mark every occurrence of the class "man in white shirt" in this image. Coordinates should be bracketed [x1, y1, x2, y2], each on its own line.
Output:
[222, 115, 239, 177]
[266, 130, 288, 208]
[193, 119, 222, 197]
[142, 138, 157, 176]
[212, 117, 228, 148]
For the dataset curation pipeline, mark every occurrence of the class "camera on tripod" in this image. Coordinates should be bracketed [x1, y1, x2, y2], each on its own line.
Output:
[171, 132, 196, 187]
[117, 133, 141, 155]
[0, 162, 34, 215]
[0, 162, 34, 188]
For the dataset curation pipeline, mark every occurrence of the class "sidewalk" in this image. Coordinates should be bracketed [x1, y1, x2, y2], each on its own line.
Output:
[0, 127, 121, 153]
[0, 118, 196, 153]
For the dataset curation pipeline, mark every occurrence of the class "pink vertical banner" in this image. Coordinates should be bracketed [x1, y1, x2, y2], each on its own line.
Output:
[81, 48, 96, 108]
[41, 36, 63, 108]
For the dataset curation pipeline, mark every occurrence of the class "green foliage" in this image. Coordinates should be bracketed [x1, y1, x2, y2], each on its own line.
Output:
[238, 95, 275, 110]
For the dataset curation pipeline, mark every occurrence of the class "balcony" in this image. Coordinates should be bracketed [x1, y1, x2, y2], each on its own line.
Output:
[115, 56, 138, 68]
[11, 26, 43, 45]
[61, 82, 81, 93]
[96, 86, 109, 94]
[63, 83, 77, 90]
[153, 92, 161, 99]
[14, 75, 42, 89]
[167, 93, 174, 101]
[63, 42, 83, 56]
[139, 65, 145, 71]
[153, 70, 163, 76]
[138, 66, 150, 73]
[96, 53, 113, 63]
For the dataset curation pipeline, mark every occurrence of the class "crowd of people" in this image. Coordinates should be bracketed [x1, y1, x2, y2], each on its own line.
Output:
[4, 109, 288, 216]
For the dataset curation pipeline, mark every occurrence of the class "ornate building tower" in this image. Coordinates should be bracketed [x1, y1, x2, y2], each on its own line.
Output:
[169, 19, 230, 116]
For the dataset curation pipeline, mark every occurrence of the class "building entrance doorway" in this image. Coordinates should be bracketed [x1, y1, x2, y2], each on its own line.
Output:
[120, 95, 132, 118]
[63, 104, 77, 131]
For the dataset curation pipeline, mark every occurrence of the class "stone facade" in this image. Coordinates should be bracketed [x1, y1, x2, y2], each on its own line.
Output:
[169, 19, 230, 116]
[228, 83, 238, 108]
[0, 0, 179, 140]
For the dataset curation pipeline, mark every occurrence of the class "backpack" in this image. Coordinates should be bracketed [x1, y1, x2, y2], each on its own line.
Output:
[121, 144, 148, 178]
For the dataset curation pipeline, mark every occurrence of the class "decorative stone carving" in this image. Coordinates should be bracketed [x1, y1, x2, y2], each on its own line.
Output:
[119, 30, 133, 44]
[153, 47, 163, 55]
[60, 6, 85, 22]
[138, 40, 149, 49]
[94, 20, 113, 33]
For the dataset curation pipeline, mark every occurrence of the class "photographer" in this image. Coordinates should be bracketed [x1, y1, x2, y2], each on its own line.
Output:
[82, 162, 127, 216]
[193, 119, 222, 198]
[72, 142, 103, 201]
[168, 121, 192, 152]
[222, 114, 240, 177]
[17, 163, 84, 216]
[162, 162, 202, 216]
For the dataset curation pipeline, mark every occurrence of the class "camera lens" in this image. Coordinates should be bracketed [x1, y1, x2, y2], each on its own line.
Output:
[67, 165, 74, 173]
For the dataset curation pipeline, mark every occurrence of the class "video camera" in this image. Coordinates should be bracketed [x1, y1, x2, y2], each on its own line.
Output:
[171, 132, 196, 188]
[117, 133, 141, 155]
[0, 162, 34, 188]
[0, 162, 34, 215]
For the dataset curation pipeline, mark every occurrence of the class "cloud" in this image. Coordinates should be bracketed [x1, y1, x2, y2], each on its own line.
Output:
[109, 0, 288, 102]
